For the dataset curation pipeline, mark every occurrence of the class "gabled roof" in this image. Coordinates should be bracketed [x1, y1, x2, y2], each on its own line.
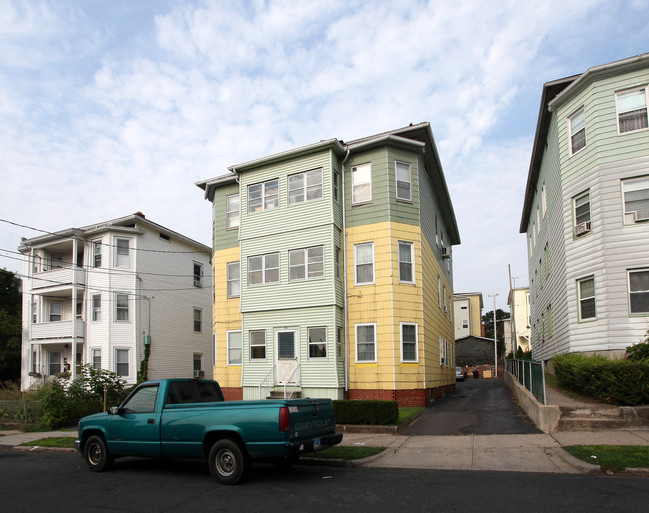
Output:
[520, 52, 649, 233]
[197, 122, 460, 245]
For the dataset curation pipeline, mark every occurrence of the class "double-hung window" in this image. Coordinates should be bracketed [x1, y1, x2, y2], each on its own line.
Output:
[227, 262, 240, 298]
[356, 324, 376, 362]
[248, 253, 279, 285]
[573, 191, 591, 236]
[226, 194, 240, 229]
[193, 308, 202, 332]
[308, 327, 326, 358]
[288, 168, 323, 204]
[248, 179, 278, 213]
[92, 294, 101, 322]
[541, 182, 547, 217]
[333, 170, 340, 202]
[289, 246, 324, 280]
[354, 242, 374, 285]
[401, 323, 418, 363]
[193, 262, 203, 288]
[115, 349, 129, 376]
[398, 241, 414, 283]
[250, 330, 266, 359]
[577, 276, 596, 321]
[351, 163, 371, 204]
[115, 293, 129, 322]
[622, 176, 649, 223]
[617, 87, 648, 134]
[115, 238, 130, 267]
[91, 348, 101, 370]
[227, 331, 242, 365]
[628, 269, 649, 314]
[93, 241, 102, 268]
[49, 302, 62, 322]
[395, 161, 412, 201]
[569, 108, 586, 154]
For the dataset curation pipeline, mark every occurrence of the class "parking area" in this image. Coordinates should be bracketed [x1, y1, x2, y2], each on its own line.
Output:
[401, 378, 541, 436]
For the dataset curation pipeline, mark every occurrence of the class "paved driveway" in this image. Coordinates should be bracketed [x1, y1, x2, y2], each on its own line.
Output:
[401, 378, 541, 435]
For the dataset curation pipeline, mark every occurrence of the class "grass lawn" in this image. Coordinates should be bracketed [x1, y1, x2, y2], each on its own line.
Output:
[397, 407, 423, 427]
[564, 445, 649, 471]
[19, 437, 76, 449]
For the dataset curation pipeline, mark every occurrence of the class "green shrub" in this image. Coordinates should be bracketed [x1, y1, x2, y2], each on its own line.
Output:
[553, 353, 649, 406]
[333, 400, 399, 425]
[626, 339, 649, 362]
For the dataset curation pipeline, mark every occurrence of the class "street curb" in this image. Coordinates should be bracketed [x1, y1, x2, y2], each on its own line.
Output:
[12, 446, 76, 453]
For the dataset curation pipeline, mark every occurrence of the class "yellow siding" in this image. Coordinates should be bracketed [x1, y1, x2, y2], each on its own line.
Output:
[213, 246, 241, 388]
[346, 221, 455, 391]
[469, 295, 482, 335]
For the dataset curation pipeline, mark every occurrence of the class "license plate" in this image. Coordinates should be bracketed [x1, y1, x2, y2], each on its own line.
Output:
[313, 438, 321, 450]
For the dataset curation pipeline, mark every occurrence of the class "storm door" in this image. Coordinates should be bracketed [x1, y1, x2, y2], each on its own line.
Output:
[276, 330, 298, 385]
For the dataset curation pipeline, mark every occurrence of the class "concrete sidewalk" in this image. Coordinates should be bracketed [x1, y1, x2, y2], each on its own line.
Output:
[338, 430, 649, 474]
[2, 428, 649, 474]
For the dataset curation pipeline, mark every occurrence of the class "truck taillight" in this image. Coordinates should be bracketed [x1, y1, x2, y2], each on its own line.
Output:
[279, 406, 290, 433]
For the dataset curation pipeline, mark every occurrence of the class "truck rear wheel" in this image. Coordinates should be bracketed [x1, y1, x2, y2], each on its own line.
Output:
[84, 435, 114, 472]
[208, 439, 249, 485]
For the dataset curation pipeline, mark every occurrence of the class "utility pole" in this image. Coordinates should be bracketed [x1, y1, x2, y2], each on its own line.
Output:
[488, 293, 498, 377]
[509, 265, 518, 357]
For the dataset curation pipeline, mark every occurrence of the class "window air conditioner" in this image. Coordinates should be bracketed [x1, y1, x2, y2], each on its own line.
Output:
[193, 279, 202, 287]
[574, 221, 591, 236]
[193, 370, 205, 378]
[633, 210, 649, 223]
[441, 247, 450, 259]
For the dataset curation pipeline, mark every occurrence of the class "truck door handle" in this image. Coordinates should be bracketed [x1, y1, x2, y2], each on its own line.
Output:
[147, 419, 155, 424]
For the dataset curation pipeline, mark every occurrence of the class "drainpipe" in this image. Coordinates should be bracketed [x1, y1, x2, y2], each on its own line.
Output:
[341, 149, 350, 393]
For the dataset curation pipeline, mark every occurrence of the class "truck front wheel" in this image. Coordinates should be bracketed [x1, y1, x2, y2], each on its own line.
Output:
[208, 439, 249, 485]
[84, 435, 114, 472]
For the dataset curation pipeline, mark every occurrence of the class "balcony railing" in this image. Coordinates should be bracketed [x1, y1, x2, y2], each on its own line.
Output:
[30, 319, 85, 341]
[31, 266, 85, 290]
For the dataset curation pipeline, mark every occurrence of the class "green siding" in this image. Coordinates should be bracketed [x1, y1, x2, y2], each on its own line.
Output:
[345, 147, 390, 227]
[212, 182, 240, 252]
[387, 146, 420, 227]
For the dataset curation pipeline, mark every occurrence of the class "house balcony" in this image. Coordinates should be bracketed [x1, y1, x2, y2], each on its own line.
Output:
[30, 319, 85, 342]
[30, 266, 85, 292]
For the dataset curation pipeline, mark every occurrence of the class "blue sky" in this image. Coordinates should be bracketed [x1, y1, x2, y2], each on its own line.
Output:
[1, 0, 648, 312]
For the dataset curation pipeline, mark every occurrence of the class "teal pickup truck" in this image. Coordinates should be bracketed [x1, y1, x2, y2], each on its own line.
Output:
[75, 378, 342, 484]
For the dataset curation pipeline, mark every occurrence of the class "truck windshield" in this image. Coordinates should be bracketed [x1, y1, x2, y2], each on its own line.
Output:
[166, 381, 225, 404]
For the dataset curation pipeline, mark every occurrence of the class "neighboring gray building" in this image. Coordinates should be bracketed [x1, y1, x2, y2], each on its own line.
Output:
[455, 335, 496, 368]
[520, 53, 649, 365]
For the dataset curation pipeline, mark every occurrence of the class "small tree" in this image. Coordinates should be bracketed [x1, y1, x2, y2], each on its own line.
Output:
[626, 331, 649, 361]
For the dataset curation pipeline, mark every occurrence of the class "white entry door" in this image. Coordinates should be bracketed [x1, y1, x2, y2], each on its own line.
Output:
[276, 331, 297, 385]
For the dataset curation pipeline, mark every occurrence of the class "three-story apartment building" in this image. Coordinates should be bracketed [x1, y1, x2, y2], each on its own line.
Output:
[198, 123, 460, 406]
[18, 213, 213, 389]
[453, 292, 484, 339]
[520, 53, 649, 365]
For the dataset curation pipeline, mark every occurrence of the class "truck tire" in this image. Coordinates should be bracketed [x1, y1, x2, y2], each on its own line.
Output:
[84, 435, 114, 472]
[208, 439, 249, 485]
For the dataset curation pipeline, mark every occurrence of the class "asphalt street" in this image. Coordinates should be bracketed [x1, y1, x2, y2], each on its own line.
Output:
[401, 377, 541, 435]
[1, 445, 648, 513]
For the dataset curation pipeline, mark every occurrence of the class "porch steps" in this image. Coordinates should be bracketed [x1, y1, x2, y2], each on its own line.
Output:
[557, 405, 627, 431]
[267, 388, 301, 400]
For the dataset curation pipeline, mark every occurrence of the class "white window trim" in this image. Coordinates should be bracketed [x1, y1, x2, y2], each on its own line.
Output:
[92, 294, 101, 322]
[395, 161, 412, 202]
[351, 162, 372, 205]
[93, 240, 102, 268]
[616, 86, 649, 135]
[193, 307, 202, 333]
[248, 179, 279, 213]
[226, 193, 240, 230]
[114, 237, 131, 268]
[628, 269, 649, 316]
[289, 246, 324, 281]
[569, 107, 586, 154]
[115, 292, 130, 322]
[400, 322, 418, 363]
[193, 261, 203, 288]
[439, 336, 445, 366]
[250, 329, 267, 360]
[354, 242, 375, 285]
[226, 330, 242, 366]
[398, 241, 415, 284]
[288, 168, 323, 205]
[227, 261, 240, 298]
[248, 253, 280, 285]
[91, 348, 101, 370]
[355, 323, 377, 363]
[308, 326, 327, 359]
[577, 276, 596, 321]
[573, 190, 591, 236]
[114, 348, 130, 378]
[541, 182, 547, 217]
[621, 175, 649, 224]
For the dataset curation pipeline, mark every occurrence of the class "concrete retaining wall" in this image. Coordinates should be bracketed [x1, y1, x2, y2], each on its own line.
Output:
[504, 372, 560, 432]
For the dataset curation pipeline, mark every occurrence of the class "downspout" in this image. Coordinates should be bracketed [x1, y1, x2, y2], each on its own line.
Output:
[341, 150, 350, 393]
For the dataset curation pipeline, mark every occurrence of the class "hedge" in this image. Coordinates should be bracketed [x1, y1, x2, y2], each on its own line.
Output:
[333, 399, 399, 425]
[553, 353, 649, 406]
